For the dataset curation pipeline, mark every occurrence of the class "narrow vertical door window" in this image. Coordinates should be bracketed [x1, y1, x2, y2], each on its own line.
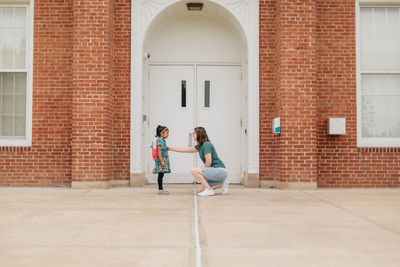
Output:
[181, 80, 186, 107]
[204, 80, 210, 108]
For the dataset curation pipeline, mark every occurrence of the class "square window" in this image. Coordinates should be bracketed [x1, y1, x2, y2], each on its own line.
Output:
[359, 7, 400, 146]
[0, 5, 30, 145]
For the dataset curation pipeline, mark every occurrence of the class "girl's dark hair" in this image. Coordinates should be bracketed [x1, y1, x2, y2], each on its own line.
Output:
[155, 125, 168, 137]
[194, 127, 210, 147]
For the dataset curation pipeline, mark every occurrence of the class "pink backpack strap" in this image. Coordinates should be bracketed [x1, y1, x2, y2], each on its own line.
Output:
[152, 140, 157, 160]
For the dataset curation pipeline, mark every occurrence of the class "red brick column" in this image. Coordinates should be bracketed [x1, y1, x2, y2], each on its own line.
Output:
[71, 0, 114, 188]
[259, 0, 277, 187]
[113, 0, 131, 185]
[275, 0, 317, 189]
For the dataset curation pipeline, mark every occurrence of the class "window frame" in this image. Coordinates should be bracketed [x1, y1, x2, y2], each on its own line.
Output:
[356, 0, 400, 147]
[0, 2, 33, 147]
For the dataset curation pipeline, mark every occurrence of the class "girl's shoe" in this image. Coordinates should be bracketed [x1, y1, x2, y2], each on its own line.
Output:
[158, 190, 169, 195]
[197, 188, 215, 196]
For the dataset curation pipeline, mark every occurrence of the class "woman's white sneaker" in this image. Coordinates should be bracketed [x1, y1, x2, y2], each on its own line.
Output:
[197, 188, 215, 196]
[222, 179, 229, 195]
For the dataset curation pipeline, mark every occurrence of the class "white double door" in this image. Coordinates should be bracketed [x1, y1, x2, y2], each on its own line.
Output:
[147, 65, 242, 184]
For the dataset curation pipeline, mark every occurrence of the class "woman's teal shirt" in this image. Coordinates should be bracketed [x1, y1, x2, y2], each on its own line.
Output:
[195, 141, 225, 168]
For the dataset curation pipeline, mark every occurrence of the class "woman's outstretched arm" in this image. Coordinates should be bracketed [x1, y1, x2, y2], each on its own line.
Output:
[168, 147, 197, 153]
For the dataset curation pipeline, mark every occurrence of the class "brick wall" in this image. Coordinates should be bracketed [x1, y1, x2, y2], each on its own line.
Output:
[0, 0, 73, 186]
[316, 0, 400, 188]
[259, 0, 400, 187]
[1, 0, 399, 188]
[259, 0, 276, 183]
[273, 0, 318, 185]
[0, 0, 132, 187]
[71, 0, 115, 184]
[113, 0, 131, 182]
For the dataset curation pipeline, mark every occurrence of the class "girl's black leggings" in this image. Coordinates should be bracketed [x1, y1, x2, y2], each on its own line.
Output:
[158, 173, 164, 190]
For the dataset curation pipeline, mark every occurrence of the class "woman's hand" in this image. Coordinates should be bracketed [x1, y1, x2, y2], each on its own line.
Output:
[161, 161, 166, 167]
[168, 147, 197, 153]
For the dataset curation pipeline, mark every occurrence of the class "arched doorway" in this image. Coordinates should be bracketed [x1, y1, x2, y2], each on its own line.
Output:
[131, 0, 260, 186]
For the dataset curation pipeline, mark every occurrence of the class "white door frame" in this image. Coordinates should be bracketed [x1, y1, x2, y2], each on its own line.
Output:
[130, 0, 259, 183]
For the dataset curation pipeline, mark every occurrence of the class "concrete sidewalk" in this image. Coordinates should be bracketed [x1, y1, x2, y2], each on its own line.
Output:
[0, 185, 399, 267]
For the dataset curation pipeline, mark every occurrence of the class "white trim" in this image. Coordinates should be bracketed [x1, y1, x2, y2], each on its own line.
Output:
[247, 0, 259, 174]
[356, 2, 400, 147]
[26, 0, 32, 147]
[361, 71, 400, 74]
[359, 0, 400, 7]
[356, 0, 362, 147]
[131, 0, 260, 176]
[131, 0, 142, 173]
[358, 138, 400, 147]
[0, 69, 27, 72]
[0, 1, 30, 4]
[0, 2, 33, 147]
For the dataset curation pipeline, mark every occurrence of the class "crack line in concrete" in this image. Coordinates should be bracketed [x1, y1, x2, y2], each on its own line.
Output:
[300, 190, 400, 238]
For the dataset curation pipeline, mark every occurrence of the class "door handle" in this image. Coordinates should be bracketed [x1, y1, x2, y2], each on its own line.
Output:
[188, 133, 193, 147]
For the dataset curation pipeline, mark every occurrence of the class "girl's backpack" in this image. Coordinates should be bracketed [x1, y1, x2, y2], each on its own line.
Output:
[151, 140, 157, 161]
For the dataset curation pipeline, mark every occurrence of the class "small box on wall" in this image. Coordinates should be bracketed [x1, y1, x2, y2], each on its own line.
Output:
[328, 118, 346, 135]
[272, 117, 280, 134]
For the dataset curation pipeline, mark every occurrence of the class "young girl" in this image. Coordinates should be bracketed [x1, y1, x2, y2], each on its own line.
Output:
[153, 125, 171, 195]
